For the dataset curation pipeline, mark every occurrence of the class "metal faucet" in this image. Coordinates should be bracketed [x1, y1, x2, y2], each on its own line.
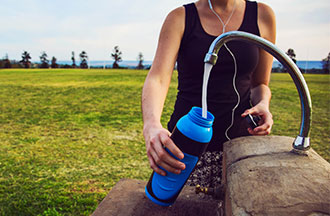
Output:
[204, 31, 312, 152]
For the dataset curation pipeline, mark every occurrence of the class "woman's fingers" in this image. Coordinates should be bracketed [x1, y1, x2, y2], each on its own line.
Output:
[146, 129, 186, 175]
[241, 107, 258, 117]
[155, 134, 186, 169]
[150, 149, 183, 175]
[147, 150, 166, 176]
[241, 102, 273, 136]
[159, 132, 184, 160]
[248, 126, 271, 135]
[248, 113, 273, 135]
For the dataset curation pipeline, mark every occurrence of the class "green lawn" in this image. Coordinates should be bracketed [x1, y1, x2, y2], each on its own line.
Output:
[0, 69, 329, 215]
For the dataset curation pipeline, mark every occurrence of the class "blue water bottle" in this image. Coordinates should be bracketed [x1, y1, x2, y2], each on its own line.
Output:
[145, 106, 214, 206]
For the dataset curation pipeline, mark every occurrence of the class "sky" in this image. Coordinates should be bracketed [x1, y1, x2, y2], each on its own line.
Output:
[0, 0, 329, 62]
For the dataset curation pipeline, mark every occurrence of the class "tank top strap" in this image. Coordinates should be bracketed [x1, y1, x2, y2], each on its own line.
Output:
[182, 3, 200, 44]
[239, 1, 260, 36]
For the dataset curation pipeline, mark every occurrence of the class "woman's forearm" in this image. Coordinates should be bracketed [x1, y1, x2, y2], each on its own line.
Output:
[141, 7, 184, 132]
[141, 74, 171, 130]
[250, 83, 271, 108]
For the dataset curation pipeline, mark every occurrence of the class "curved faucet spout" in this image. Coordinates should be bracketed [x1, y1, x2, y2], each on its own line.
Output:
[204, 31, 312, 152]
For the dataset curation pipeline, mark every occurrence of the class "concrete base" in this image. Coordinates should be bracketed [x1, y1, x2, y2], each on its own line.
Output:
[92, 179, 221, 216]
[92, 136, 330, 216]
[223, 136, 330, 216]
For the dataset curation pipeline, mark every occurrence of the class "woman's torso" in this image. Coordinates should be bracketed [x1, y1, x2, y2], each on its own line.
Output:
[168, 1, 261, 151]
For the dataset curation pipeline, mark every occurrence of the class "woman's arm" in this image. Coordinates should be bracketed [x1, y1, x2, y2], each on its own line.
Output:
[142, 7, 186, 176]
[241, 2, 276, 135]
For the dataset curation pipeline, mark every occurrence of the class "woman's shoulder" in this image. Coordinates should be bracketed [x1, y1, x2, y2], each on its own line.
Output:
[165, 6, 185, 24]
[257, 2, 276, 25]
[160, 6, 186, 37]
[257, 2, 276, 42]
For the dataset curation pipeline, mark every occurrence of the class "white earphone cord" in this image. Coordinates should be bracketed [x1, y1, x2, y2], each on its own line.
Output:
[208, 0, 240, 141]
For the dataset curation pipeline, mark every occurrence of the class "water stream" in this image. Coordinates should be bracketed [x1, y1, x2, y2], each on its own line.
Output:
[202, 63, 214, 118]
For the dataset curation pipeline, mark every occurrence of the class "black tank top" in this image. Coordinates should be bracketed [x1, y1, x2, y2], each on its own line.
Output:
[168, 1, 261, 151]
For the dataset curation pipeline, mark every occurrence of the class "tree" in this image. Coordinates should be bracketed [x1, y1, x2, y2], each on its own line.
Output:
[136, 52, 144, 69]
[51, 56, 58, 68]
[20, 51, 31, 68]
[281, 48, 297, 72]
[3, 54, 11, 68]
[79, 51, 88, 69]
[71, 51, 76, 68]
[322, 52, 330, 74]
[111, 46, 122, 68]
[286, 48, 297, 64]
[39, 51, 49, 68]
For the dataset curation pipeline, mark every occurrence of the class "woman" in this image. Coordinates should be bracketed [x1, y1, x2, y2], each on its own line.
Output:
[142, 0, 276, 187]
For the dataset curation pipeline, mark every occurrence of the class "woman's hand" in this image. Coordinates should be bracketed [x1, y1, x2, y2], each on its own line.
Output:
[143, 125, 186, 176]
[241, 102, 273, 135]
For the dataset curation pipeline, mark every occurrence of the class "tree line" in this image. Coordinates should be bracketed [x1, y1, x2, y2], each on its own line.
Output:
[0, 46, 146, 70]
[1, 47, 329, 74]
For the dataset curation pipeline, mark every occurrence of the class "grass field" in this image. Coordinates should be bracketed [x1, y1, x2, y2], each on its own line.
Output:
[0, 69, 329, 215]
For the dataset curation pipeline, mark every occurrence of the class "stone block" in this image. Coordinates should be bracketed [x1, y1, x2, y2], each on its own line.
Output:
[223, 136, 330, 216]
[92, 178, 221, 216]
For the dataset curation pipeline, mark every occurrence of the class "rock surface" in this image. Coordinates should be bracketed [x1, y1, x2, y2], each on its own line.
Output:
[92, 178, 221, 216]
[223, 136, 330, 216]
[92, 136, 330, 216]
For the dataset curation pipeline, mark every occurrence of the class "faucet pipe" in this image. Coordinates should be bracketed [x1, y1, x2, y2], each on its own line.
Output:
[204, 31, 312, 151]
